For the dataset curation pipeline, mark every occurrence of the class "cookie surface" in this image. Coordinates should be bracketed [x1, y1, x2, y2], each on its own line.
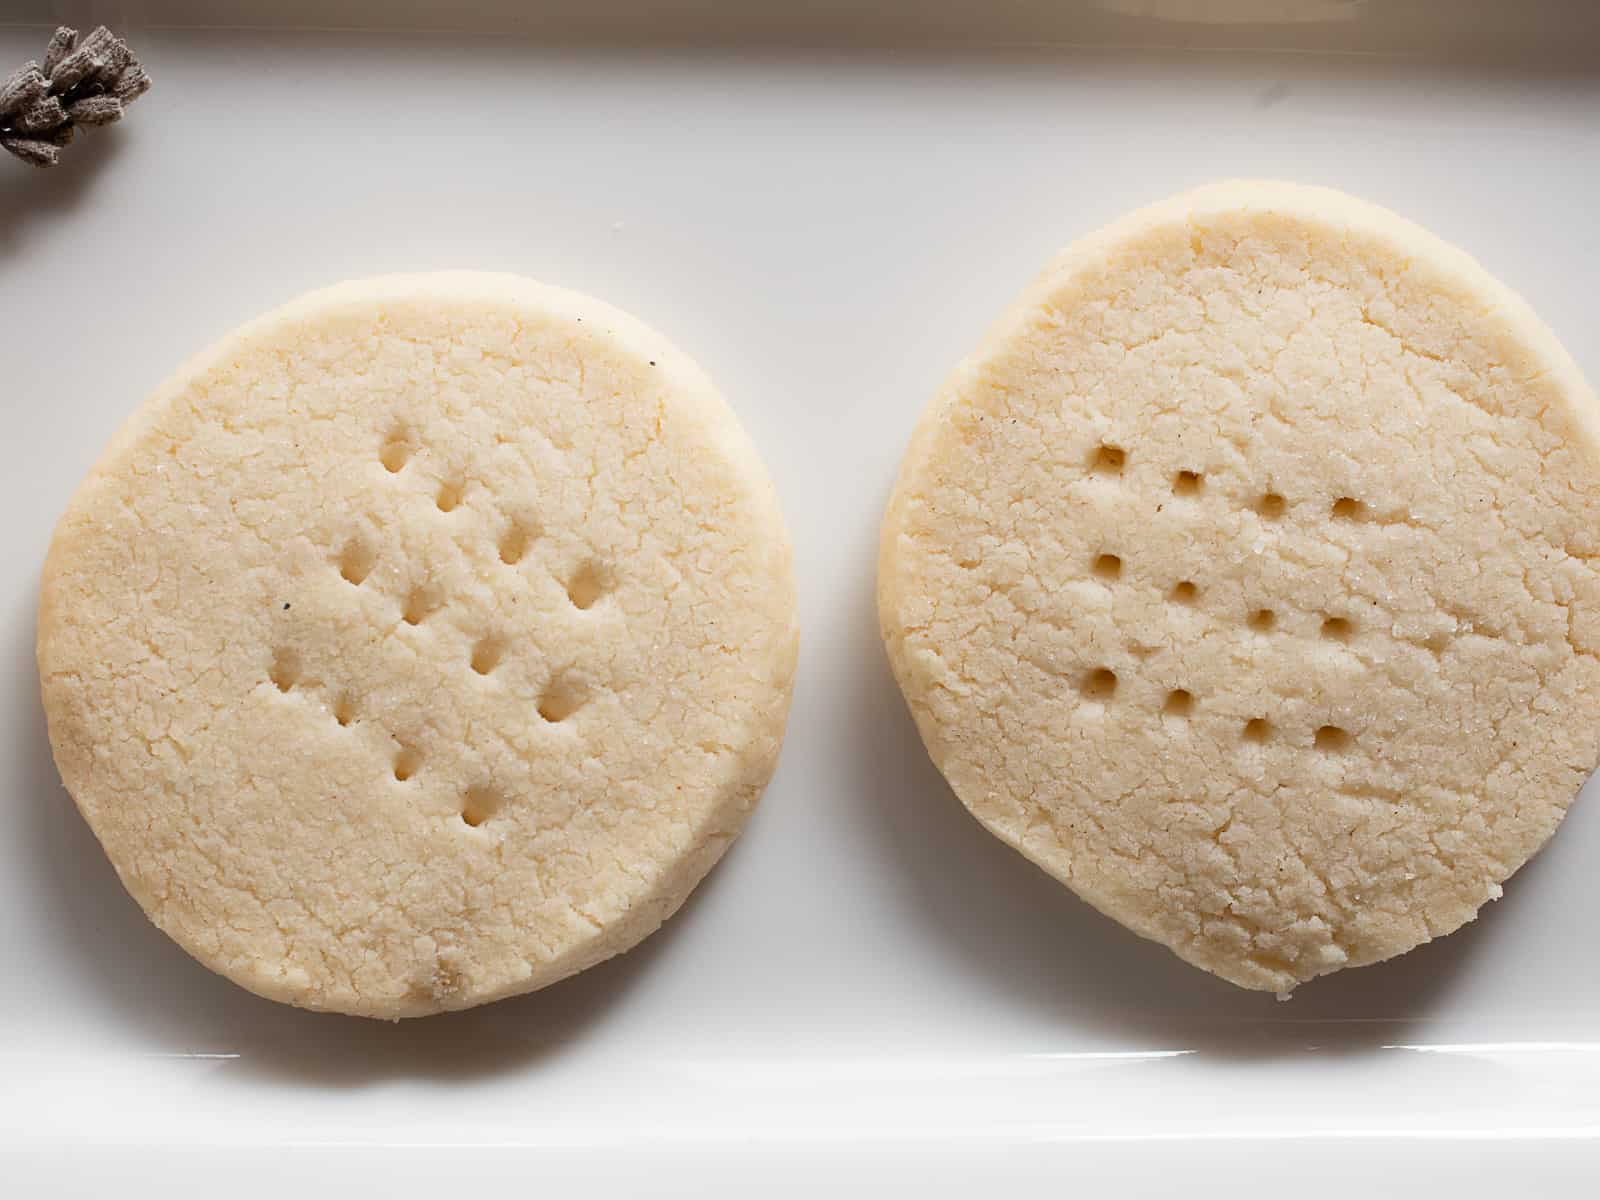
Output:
[40, 273, 798, 1018]
[879, 181, 1600, 992]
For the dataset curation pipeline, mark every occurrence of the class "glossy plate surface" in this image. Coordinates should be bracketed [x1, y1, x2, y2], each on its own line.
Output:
[3, 5, 1598, 1192]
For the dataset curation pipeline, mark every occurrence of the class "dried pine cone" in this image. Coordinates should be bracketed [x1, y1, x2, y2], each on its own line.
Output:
[0, 26, 149, 167]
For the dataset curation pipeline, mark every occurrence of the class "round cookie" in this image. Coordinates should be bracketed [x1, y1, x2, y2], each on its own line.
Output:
[878, 181, 1600, 993]
[39, 272, 798, 1018]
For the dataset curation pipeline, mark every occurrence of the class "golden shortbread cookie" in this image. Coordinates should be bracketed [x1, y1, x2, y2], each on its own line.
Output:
[40, 272, 798, 1018]
[879, 181, 1600, 992]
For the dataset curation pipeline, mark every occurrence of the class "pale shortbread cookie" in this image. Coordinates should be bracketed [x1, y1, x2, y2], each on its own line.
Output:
[40, 273, 798, 1018]
[879, 181, 1600, 992]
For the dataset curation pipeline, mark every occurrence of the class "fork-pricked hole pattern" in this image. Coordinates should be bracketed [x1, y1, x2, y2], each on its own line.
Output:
[338, 538, 376, 586]
[566, 560, 611, 610]
[460, 785, 503, 828]
[392, 744, 423, 782]
[470, 636, 506, 676]
[402, 585, 444, 627]
[499, 517, 538, 566]
[379, 427, 414, 473]
[269, 648, 301, 693]
[1080, 668, 1119, 702]
[1090, 444, 1126, 475]
[538, 674, 588, 723]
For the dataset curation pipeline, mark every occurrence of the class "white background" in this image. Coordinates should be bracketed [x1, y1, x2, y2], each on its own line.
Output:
[3, 4, 1599, 1193]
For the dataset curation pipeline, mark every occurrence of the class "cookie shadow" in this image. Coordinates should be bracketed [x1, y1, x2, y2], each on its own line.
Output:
[8, 600, 698, 1086]
[847, 524, 1530, 1058]
[219, 915, 696, 1089]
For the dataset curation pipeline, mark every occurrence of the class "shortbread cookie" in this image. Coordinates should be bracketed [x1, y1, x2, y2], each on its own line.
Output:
[39, 273, 798, 1018]
[879, 181, 1600, 992]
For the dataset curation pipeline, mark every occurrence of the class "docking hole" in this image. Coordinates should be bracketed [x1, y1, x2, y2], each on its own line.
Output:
[470, 636, 505, 676]
[539, 675, 587, 723]
[1080, 668, 1119, 702]
[566, 561, 609, 610]
[460, 786, 502, 828]
[393, 745, 423, 782]
[1091, 445, 1126, 475]
[1315, 725, 1352, 753]
[338, 538, 375, 586]
[269, 648, 299, 693]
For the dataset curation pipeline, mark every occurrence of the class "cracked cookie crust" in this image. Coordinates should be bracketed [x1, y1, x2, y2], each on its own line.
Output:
[39, 273, 799, 1018]
[878, 181, 1600, 992]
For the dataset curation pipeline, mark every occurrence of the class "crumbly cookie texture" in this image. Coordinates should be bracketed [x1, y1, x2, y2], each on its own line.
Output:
[879, 181, 1600, 992]
[39, 272, 798, 1018]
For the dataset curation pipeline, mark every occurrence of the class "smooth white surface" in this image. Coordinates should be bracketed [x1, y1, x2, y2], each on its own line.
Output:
[2, 20, 1599, 1194]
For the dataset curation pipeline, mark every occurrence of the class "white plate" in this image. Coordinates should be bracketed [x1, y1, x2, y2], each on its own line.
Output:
[3, 5, 1599, 1193]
